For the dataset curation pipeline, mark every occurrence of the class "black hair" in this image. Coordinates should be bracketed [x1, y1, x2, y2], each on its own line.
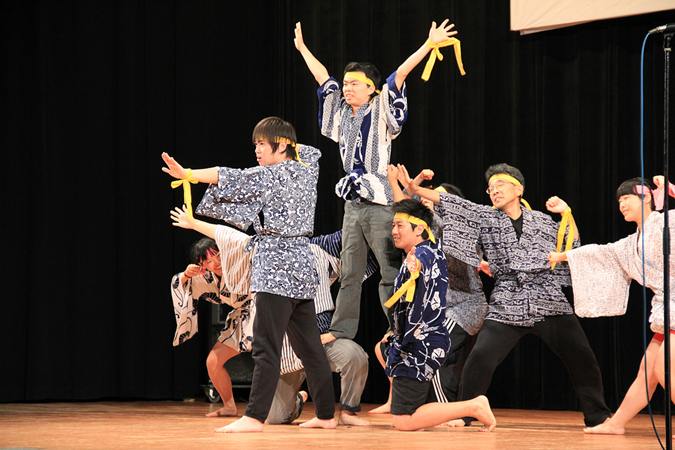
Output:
[189, 238, 218, 264]
[392, 198, 434, 240]
[343, 62, 381, 97]
[252, 116, 298, 159]
[484, 163, 525, 188]
[438, 182, 465, 199]
[616, 177, 655, 210]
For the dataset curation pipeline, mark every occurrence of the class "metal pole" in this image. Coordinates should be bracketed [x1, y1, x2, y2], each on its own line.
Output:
[662, 32, 672, 449]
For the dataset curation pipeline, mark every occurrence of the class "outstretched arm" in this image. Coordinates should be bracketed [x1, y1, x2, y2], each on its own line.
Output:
[294, 22, 330, 85]
[397, 164, 441, 204]
[546, 195, 579, 238]
[170, 205, 218, 239]
[161, 152, 219, 184]
[394, 19, 457, 90]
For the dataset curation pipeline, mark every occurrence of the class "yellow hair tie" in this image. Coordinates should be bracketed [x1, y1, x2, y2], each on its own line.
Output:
[551, 207, 576, 270]
[344, 71, 381, 94]
[394, 212, 436, 244]
[274, 137, 308, 167]
[384, 264, 420, 308]
[170, 169, 198, 217]
[421, 38, 466, 81]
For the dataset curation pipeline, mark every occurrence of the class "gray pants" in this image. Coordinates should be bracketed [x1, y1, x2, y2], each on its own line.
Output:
[330, 201, 401, 339]
[267, 338, 369, 424]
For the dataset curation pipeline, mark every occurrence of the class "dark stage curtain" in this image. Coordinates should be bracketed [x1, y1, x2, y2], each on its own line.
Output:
[3, 0, 675, 414]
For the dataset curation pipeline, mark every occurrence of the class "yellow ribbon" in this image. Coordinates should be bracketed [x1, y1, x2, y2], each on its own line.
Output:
[275, 137, 308, 167]
[394, 212, 436, 243]
[488, 174, 532, 210]
[170, 169, 198, 217]
[384, 267, 420, 308]
[421, 38, 466, 81]
[344, 71, 381, 94]
[551, 208, 577, 270]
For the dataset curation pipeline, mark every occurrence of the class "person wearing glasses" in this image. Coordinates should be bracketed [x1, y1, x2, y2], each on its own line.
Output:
[395, 162, 611, 429]
[292, 19, 460, 346]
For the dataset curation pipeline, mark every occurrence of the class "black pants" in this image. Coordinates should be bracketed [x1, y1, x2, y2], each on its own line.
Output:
[245, 292, 335, 422]
[430, 321, 475, 403]
[459, 315, 610, 427]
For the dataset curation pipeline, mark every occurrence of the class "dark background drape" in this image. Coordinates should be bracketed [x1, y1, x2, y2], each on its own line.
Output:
[3, 0, 675, 415]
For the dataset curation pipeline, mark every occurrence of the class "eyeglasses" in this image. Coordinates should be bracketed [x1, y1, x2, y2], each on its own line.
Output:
[485, 181, 513, 195]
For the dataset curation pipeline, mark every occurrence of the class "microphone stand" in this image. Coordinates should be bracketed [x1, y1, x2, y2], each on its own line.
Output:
[663, 31, 672, 449]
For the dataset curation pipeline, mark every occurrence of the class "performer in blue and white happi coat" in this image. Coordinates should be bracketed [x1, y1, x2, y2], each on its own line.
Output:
[398, 162, 611, 428]
[381, 199, 495, 432]
[163, 116, 335, 432]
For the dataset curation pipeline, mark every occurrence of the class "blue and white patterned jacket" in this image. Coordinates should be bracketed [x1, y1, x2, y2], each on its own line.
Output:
[386, 241, 450, 382]
[196, 145, 321, 300]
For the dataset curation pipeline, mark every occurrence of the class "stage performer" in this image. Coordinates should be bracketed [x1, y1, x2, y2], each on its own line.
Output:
[370, 167, 487, 414]
[382, 198, 495, 431]
[550, 175, 675, 435]
[293, 19, 461, 344]
[163, 116, 335, 433]
[398, 163, 611, 428]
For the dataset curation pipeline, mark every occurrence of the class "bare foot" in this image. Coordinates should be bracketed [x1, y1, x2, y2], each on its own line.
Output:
[583, 418, 625, 435]
[215, 416, 264, 433]
[206, 398, 237, 417]
[368, 402, 391, 414]
[470, 396, 496, 432]
[339, 410, 370, 426]
[320, 333, 337, 345]
[298, 390, 309, 403]
[299, 416, 338, 429]
[444, 418, 466, 427]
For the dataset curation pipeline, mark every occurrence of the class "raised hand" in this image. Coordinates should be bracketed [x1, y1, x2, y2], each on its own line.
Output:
[184, 263, 204, 278]
[653, 175, 665, 189]
[161, 152, 188, 180]
[170, 205, 195, 229]
[294, 22, 306, 52]
[387, 164, 400, 186]
[545, 196, 569, 214]
[428, 19, 457, 44]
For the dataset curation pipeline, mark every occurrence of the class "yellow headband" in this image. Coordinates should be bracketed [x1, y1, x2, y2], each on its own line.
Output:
[394, 212, 436, 244]
[421, 38, 466, 82]
[344, 71, 380, 94]
[488, 173, 531, 210]
[488, 173, 522, 187]
[434, 186, 447, 193]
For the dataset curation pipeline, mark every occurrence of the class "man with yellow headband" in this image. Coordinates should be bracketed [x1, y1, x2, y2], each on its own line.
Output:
[383, 198, 496, 431]
[398, 162, 611, 429]
[162, 117, 336, 433]
[293, 19, 460, 346]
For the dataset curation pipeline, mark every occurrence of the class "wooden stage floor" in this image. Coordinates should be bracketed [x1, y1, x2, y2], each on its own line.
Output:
[0, 401, 670, 449]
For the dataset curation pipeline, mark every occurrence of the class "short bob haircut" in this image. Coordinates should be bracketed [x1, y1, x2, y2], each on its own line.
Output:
[252, 116, 298, 159]
[616, 177, 656, 210]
